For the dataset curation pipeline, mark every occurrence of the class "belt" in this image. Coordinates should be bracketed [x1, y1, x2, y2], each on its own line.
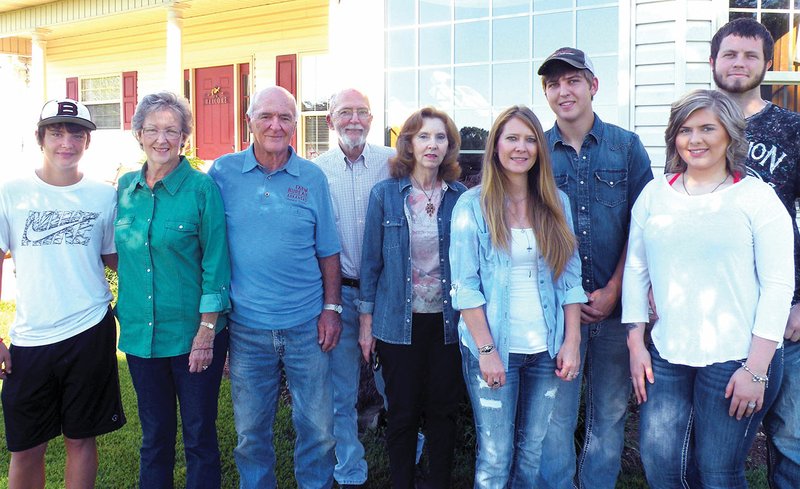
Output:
[342, 277, 360, 289]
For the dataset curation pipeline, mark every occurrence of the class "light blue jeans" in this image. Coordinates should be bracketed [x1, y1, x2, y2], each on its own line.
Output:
[539, 317, 631, 489]
[330, 285, 368, 485]
[229, 318, 335, 489]
[764, 340, 800, 489]
[641, 345, 783, 489]
[462, 343, 561, 489]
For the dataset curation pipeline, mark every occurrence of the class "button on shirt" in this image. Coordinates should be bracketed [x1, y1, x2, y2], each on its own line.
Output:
[115, 157, 231, 358]
[547, 114, 653, 318]
[209, 146, 341, 328]
[314, 143, 394, 280]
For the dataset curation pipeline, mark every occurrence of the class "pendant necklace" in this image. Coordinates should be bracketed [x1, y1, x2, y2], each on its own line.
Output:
[412, 176, 437, 217]
[682, 172, 729, 196]
[523, 230, 533, 278]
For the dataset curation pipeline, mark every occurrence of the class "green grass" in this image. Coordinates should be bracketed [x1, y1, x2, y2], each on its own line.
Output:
[0, 301, 769, 488]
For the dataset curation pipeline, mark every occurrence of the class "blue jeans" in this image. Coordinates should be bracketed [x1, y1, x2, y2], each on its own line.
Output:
[126, 327, 229, 489]
[539, 317, 631, 489]
[462, 344, 561, 489]
[229, 318, 335, 489]
[641, 345, 783, 489]
[764, 340, 800, 489]
[330, 285, 368, 485]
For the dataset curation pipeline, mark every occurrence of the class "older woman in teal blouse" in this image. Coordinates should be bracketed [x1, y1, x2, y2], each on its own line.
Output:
[115, 91, 231, 489]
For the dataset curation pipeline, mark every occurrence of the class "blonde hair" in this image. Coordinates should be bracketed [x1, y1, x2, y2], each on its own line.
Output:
[480, 106, 576, 277]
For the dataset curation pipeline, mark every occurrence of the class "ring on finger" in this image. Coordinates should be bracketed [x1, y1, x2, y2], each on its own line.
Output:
[202, 365, 209, 371]
[492, 380, 500, 386]
[747, 401, 756, 409]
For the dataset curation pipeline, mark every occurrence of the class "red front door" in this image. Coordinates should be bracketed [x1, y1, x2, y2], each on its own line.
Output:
[195, 65, 234, 160]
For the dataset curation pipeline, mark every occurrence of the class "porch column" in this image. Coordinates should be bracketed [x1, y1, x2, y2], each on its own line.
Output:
[30, 29, 48, 105]
[166, 4, 186, 95]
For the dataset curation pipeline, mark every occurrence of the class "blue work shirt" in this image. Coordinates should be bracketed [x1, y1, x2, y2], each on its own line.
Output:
[547, 114, 653, 318]
[209, 146, 341, 329]
[358, 177, 467, 345]
[449, 187, 586, 368]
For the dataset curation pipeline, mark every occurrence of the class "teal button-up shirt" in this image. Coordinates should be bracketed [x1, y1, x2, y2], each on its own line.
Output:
[115, 157, 231, 358]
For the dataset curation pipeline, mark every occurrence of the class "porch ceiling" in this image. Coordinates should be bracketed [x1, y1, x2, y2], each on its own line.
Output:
[1, 0, 303, 38]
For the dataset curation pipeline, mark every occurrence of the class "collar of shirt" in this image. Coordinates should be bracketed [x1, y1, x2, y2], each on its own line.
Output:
[240, 144, 302, 177]
[125, 156, 192, 196]
[548, 112, 605, 152]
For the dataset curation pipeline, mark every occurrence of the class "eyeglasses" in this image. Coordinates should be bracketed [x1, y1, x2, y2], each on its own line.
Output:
[334, 109, 371, 120]
[141, 128, 182, 141]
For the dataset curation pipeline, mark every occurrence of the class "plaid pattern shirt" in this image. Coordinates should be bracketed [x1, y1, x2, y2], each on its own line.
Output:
[314, 143, 395, 279]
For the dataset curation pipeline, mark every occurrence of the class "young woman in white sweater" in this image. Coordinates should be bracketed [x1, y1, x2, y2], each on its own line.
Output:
[622, 89, 793, 489]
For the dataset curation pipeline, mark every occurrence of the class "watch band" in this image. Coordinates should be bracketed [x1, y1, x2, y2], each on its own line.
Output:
[323, 303, 343, 314]
[200, 321, 215, 330]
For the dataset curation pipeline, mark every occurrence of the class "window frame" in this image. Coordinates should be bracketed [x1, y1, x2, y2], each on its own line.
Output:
[78, 73, 123, 130]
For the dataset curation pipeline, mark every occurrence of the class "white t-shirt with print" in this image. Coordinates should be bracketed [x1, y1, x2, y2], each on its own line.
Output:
[0, 171, 116, 346]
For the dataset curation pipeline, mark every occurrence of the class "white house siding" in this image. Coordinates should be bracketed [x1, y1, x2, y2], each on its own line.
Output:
[634, 0, 716, 169]
[2, 0, 327, 181]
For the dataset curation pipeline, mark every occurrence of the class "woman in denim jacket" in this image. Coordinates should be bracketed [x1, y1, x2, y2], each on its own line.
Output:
[358, 107, 467, 489]
[450, 106, 585, 489]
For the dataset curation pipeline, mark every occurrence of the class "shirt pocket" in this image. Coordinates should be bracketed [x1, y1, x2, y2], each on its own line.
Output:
[554, 173, 568, 192]
[594, 169, 627, 207]
[382, 216, 406, 250]
[114, 216, 135, 245]
[477, 230, 496, 264]
[281, 206, 315, 244]
[164, 220, 199, 252]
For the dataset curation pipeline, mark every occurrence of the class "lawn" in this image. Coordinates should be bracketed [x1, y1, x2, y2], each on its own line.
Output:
[0, 301, 769, 488]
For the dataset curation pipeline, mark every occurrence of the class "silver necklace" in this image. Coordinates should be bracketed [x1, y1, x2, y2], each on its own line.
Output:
[682, 172, 729, 196]
[411, 176, 437, 217]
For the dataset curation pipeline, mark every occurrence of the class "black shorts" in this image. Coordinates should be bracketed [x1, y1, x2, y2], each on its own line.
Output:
[1, 308, 126, 452]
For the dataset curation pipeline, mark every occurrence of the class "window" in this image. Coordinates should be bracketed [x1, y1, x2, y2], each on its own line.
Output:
[385, 0, 621, 179]
[80, 75, 122, 130]
[729, 4, 800, 111]
[299, 54, 334, 158]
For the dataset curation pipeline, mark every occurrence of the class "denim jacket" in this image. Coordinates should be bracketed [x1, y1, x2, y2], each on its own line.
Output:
[547, 114, 653, 318]
[449, 187, 586, 368]
[358, 176, 467, 345]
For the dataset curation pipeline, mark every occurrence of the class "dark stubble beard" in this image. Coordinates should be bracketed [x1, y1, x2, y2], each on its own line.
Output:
[713, 62, 768, 94]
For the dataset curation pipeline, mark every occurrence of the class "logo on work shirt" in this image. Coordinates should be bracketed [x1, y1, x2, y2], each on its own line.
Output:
[287, 185, 308, 203]
[22, 210, 100, 246]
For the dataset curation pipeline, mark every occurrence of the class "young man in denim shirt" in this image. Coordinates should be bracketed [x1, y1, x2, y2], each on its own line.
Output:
[536, 47, 653, 489]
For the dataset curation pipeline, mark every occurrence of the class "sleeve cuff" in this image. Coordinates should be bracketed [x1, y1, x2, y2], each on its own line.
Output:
[357, 300, 374, 314]
[199, 288, 231, 314]
[450, 286, 487, 311]
[563, 285, 588, 305]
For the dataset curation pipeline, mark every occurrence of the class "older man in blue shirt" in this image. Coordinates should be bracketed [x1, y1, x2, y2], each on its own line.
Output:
[536, 48, 653, 489]
[209, 86, 342, 489]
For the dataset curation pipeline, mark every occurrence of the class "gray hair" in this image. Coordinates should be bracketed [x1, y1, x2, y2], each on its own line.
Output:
[247, 86, 298, 120]
[327, 88, 371, 116]
[665, 89, 747, 176]
[131, 91, 193, 136]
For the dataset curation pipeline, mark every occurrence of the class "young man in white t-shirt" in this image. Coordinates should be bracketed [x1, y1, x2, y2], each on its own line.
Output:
[0, 99, 125, 489]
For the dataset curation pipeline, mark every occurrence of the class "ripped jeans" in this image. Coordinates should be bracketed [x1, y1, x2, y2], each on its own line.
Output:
[461, 343, 561, 489]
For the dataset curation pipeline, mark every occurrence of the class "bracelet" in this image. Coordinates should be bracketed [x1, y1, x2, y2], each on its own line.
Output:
[478, 343, 495, 355]
[192, 347, 213, 352]
[739, 361, 768, 384]
[200, 321, 215, 331]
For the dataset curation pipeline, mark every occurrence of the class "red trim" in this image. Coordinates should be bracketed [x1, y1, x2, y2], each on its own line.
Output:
[668, 173, 681, 185]
[122, 71, 138, 130]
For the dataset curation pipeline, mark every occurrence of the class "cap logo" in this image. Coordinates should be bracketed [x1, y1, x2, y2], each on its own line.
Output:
[57, 101, 79, 116]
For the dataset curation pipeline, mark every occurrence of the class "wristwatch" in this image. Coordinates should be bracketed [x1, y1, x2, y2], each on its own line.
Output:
[200, 321, 215, 330]
[323, 303, 343, 314]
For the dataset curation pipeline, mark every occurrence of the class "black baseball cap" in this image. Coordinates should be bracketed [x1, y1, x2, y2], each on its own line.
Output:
[538, 47, 595, 76]
[38, 98, 97, 131]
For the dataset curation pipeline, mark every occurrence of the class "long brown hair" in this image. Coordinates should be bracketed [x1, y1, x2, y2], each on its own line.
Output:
[480, 105, 575, 278]
[390, 107, 461, 182]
